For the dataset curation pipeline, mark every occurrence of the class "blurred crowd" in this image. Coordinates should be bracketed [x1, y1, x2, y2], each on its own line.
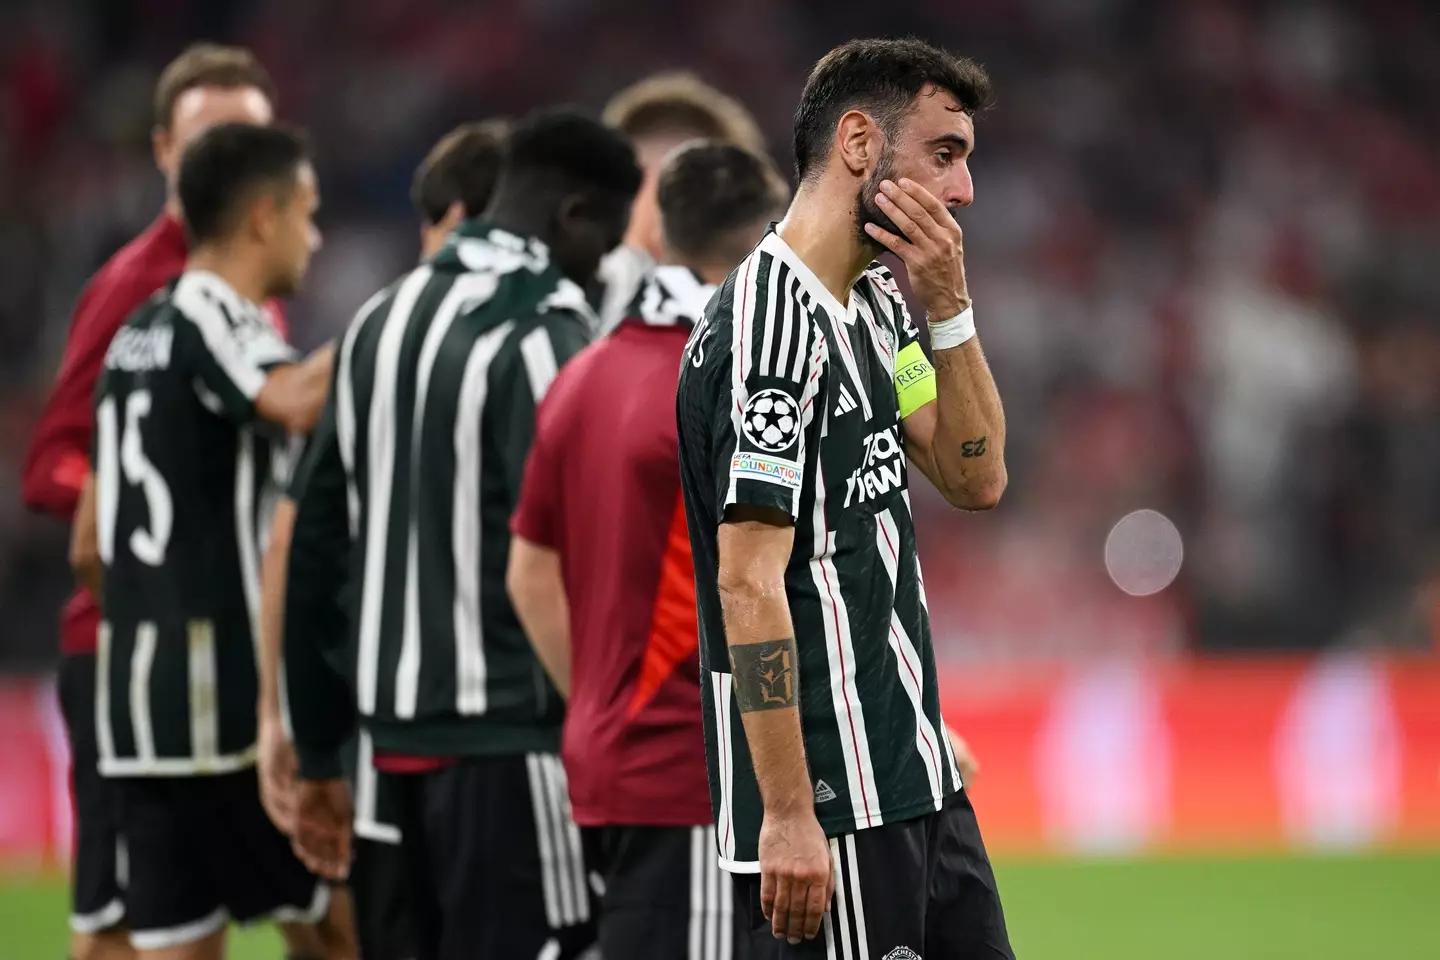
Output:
[2, 0, 1438, 667]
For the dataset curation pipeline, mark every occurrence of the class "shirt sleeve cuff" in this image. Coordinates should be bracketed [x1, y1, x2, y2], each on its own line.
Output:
[296, 744, 346, 782]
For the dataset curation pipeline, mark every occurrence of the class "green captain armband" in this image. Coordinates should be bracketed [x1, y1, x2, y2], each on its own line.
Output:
[894, 341, 937, 418]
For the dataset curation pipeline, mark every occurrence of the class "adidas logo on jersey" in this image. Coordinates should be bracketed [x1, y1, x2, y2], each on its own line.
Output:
[813, 779, 837, 803]
[834, 384, 859, 418]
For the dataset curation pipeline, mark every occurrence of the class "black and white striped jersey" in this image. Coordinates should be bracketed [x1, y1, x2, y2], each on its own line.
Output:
[283, 221, 594, 773]
[93, 270, 295, 776]
[676, 228, 963, 870]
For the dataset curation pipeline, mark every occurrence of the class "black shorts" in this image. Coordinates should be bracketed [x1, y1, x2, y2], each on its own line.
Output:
[391, 752, 596, 960]
[733, 790, 1014, 960]
[351, 836, 415, 960]
[58, 653, 126, 935]
[346, 732, 416, 959]
[584, 823, 736, 960]
[113, 768, 329, 950]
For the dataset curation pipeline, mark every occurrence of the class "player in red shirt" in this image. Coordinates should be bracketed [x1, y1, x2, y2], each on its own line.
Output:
[19, 45, 340, 960]
[508, 141, 789, 959]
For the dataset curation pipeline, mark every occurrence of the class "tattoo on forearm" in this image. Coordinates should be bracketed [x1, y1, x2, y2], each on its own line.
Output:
[729, 638, 799, 712]
[960, 436, 988, 458]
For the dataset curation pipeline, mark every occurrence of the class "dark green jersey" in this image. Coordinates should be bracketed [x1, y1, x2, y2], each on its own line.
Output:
[283, 222, 592, 775]
[676, 229, 963, 870]
[93, 270, 295, 776]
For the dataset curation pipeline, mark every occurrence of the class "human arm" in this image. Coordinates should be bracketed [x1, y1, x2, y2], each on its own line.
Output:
[705, 274, 833, 943]
[22, 273, 155, 519]
[866, 178, 1007, 510]
[254, 343, 335, 435]
[718, 510, 832, 945]
[257, 495, 299, 834]
[506, 383, 574, 697]
[180, 291, 334, 435]
[68, 472, 102, 601]
[282, 395, 356, 879]
[506, 537, 572, 697]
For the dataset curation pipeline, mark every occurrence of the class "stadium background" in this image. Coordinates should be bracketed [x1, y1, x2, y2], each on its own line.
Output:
[1, 0, 1437, 956]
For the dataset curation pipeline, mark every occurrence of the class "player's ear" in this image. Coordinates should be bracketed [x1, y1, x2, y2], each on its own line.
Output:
[152, 125, 175, 180]
[250, 192, 280, 244]
[437, 200, 466, 235]
[835, 110, 878, 178]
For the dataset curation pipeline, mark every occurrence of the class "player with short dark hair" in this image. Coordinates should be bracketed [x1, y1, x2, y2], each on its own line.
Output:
[282, 107, 640, 960]
[255, 118, 512, 960]
[21, 43, 291, 960]
[676, 38, 1014, 958]
[509, 141, 788, 960]
[410, 119, 511, 255]
[596, 73, 768, 330]
[69, 122, 339, 960]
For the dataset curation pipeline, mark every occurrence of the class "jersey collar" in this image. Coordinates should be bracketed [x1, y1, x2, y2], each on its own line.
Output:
[624, 265, 713, 330]
[759, 227, 859, 327]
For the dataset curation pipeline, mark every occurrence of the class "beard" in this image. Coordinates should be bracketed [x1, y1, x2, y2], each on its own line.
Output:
[855, 143, 901, 255]
[854, 144, 965, 254]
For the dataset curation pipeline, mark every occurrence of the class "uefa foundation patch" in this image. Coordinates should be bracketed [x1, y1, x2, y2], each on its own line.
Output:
[730, 452, 802, 490]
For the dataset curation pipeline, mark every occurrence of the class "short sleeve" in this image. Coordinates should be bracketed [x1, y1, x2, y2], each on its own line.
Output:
[868, 265, 935, 419]
[713, 257, 826, 520]
[173, 278, 297, 424]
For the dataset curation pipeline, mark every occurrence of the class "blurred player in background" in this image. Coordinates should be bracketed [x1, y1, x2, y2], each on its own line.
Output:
[70, 123, 343, 960]
[509, 140, 789, 959]
[282, 108, 640, 960]
[676, 38, 1014, 957]
[596, 73, 767, 331]
[19, 43, 282, 960]
[256, 117, 511, 960]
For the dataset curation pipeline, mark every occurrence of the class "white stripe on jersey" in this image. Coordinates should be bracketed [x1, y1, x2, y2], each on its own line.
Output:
[172, 277, 268, 400]
[95, 621, 115, 765]
[355, 267, 432, 715]
[875, 509, 944, 801]
[395, 274, 500, 720]
[757, 257, 784, 377]
[129, 622, 158, 762]
[186, 620, 219, 765]
[94, 399, 119, 565]
[770, 274, 795, 381]
[725, 254, 762, 508]
[710, 672, 738, 865]
[519, 327, 560, 403]
[854, 294, 894, 369]
[352, 729, 401, 844]
[336, 289, 391, 539]
[809, 455, 880, 830]
[451, 321, 514, 716]
[234, 430, 261, 654]
[789, 286, 813, 384]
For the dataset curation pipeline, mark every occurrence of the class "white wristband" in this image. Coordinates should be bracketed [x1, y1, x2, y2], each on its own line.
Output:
[928, 305, 976, 350]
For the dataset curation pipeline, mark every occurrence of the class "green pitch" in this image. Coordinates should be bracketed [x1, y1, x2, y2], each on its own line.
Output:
[1, 852, 1434, 958]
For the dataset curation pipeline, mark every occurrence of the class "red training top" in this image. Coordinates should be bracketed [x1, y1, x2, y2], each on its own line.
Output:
[511, 266, 714, 827]
[21, 212, 287, 656]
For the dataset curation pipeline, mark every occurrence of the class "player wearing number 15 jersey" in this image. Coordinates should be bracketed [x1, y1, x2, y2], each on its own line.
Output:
[74, 124, 338, 959]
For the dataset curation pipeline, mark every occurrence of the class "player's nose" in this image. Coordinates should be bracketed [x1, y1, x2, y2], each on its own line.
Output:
[309, 224, 323, 252]
[946, 162, 975, 208]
